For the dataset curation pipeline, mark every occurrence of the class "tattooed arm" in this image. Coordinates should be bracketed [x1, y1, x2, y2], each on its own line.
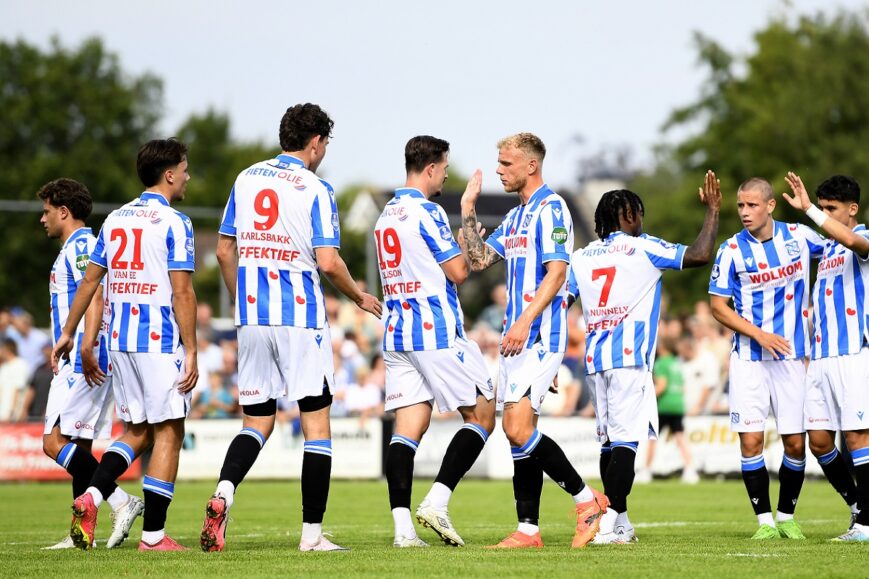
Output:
[460, 169, 503, 272]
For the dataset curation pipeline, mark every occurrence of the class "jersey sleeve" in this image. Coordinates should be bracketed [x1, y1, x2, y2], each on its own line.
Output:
[167, 213, 195, 271]
[536, 200, 571, 263]
[419, 204, 461, 264]
[796, 223, 825, 258]
[857, 229, 869, 262]
[90, 225, 109, 269]
[218, 185, 237, 237]
[311, 180, 340, 248]
[708, 242, 736, 297]
[567, 261, 579, 298]
[485, 216, 508, 258]
[637, 234, 687, 271]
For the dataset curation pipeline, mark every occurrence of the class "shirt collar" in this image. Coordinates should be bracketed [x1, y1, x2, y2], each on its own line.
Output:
[140, 192, 170, 206]
[63, 227, 93, 248]
[394, 187, 426, 199]
[739, 220, 780, 244]
[525, 184, 551, 206]
[275, 154, 306, 170]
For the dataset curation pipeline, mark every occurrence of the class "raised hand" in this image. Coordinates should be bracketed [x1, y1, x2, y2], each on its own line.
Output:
[699, 170, 722, 211]
[783, 171, 812, 211]
[461, 169, 483, 208]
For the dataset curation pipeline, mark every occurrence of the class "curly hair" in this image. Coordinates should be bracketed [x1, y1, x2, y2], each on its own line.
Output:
[594, 189, 644, 239]
[36, 178, 93, 221]
[816, 174, 860, 204]
[279, 103, 334, 152]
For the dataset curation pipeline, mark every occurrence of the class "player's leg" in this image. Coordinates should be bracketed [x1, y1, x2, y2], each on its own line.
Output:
[70, 421, 153, 549]
[388, 402, 431, 546]
[770, 358, 807, 539]
[502, 395, 606, 548]
[44, 427, 98, 499]
[201, 402, 276, 552]
[138, 417, 186, 550]
[809, 429, 858, 523]
[418, 394, 495, 546]
[297, 388, 347, 551]
[840, 429, 869, 541]
[738, 431, 776, 538]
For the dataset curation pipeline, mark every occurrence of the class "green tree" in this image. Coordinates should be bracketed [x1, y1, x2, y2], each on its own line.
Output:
[637, 9, 869, 312]
[0, 37, 162, 323]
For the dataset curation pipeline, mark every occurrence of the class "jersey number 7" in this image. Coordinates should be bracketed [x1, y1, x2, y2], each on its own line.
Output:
[591, 266, 616, 307]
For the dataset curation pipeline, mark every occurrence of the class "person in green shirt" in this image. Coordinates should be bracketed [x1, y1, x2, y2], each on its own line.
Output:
[636, 335, 699, 483]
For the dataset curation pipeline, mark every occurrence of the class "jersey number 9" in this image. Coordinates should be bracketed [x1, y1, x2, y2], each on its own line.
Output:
[254, 189, 279, 231]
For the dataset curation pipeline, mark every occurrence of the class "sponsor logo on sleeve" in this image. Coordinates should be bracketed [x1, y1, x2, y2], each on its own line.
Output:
[551, 227, 568, 245]
[439, 225, 452, 241]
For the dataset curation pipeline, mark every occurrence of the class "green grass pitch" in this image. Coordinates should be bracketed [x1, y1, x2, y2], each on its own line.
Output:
[0, 479, 865, 577]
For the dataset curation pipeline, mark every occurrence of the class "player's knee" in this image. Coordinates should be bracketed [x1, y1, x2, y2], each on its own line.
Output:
[808, 437, 833, 457]
[783, 439, 806, 459]
[502, 421, 532, 447]
[42, 435, 62, 460]
[845, 430, 869, 452]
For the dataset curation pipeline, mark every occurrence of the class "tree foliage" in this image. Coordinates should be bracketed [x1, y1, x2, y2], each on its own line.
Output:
[0, 37, 162, 321]
[636, 9, 869, 311]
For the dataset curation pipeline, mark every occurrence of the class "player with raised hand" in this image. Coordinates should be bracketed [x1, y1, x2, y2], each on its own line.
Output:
[709, 177, 825, 540]
[782, 172, 868, 542]
[377, 136, 495, 548]
[461, 132, 606, 549]
[52, 138, 199, 551]
[569, 171, 721, 544]
[200, 103, 381, 553]
[38, 178, 143, 550]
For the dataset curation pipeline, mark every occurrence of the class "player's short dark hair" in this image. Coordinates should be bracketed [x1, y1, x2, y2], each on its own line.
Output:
[279, 103, 334, 152]
[136, 138, 188, 187]
[738, 177, 774, 201]
[594, 189, 645, 239]
[36, 178, 93, 221]
[816, 175, 860, 204]
[1, 338, 18, 356]
[405, 136, 450, 174]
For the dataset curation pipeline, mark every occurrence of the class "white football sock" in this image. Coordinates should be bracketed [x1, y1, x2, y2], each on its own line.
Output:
[573, 485, 594, 503]
[392, 508, 416, 539]
[758, 512, 775, 526]
[141, 529, 164, 544]
[85, 487, 104, 508]
[106, 487, 130, 511]
[216, 480, 236, 509]
[517, 522, 539, 536]
[775, 511, 794, 522]
[301, 522, 322, 543]
[424, 483, 452, 510]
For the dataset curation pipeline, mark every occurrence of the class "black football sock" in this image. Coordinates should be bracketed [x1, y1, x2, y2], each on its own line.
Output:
[521, 430, 584, 496]
[90, 441, 133, 500]
[511, 447, 543, 526]
[777, 454, 806, 515]
[434, 423, 488, 491]
[816, 447, 858, 507]
[741, 455, 772, 517]
[604, 443, 638, 513]
[142, 476, 174, 532]
[851, 448, 869, 526]
[386, 436, 418, 510]
[219, 427, 266, 488]
[301, 439, 332, 524]
[55, 442, 108, 498]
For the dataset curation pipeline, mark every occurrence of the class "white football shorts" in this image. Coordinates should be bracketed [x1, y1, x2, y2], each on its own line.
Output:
[805, 348, 869, 432]
[237, 325, 335, 406]
[497, 346, 564, 414]
[111, 346, 191, 424]
[728, 354, 806, 435]
[384, 336, 494, 413]
[587, 366, 658, 443]
[44, 362, 114, 440]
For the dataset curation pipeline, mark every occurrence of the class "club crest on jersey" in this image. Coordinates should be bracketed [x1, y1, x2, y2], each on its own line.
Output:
[522, 212, 533, 229]
[331, 213, 340, 230]
[785, 240, 800, 257]
[730, 412, 740, 424]
[439, 225, 452, 242]
[711, 264, 720, 281]
[185, 238, 195, 257]
[551, 227, 568, 245]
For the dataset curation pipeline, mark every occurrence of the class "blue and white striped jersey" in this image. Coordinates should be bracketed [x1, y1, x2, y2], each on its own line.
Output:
[811, 224, 869, 359]
[375, 188, 464, 351]
[219, 154, 339, 329]
[49, 227, 110, 373]
[569, 232, 686, 374]
[485, 185, 573, 353]
[92, 192, 195, 354]
[709, 221, 824, 361]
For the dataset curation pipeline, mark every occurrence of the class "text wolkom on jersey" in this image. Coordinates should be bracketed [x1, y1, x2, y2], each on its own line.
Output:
[220, 154, 339, 328]
[570, 232, 686, 374]
[376, 188, 464, 351]
[811, 224, 869, 359]
[50, 227, 110, 372]
[486, 185, 573, 352]
[709, 221, 824, 361]
[92, 192, 195, 353]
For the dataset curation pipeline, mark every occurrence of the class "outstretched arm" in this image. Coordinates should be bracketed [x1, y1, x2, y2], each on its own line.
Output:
[460, 169, 502, 271]
[783, 171, 869, 258]
[682, 170, 722, 268]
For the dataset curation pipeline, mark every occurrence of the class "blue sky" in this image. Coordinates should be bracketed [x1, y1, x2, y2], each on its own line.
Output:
[2, 0, 863, 192]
